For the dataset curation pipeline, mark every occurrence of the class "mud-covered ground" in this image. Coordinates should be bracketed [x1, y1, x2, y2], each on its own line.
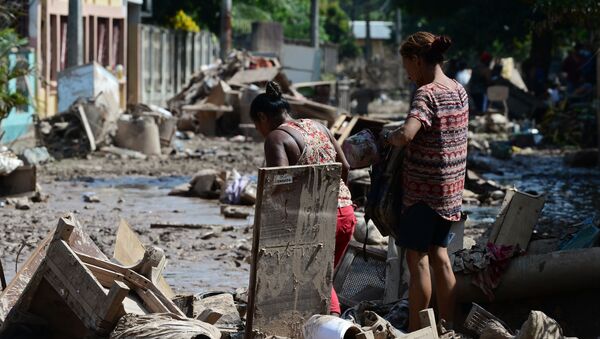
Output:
[1, 135, 263, 294]
[2, 133, 599, 297]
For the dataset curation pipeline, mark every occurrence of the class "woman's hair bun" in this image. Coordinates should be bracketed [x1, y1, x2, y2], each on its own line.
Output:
[266, 81, 282, 99]
[431, 35, 452, 55]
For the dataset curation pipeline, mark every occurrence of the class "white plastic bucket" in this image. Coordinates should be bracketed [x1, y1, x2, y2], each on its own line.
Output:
[303, 315, 362, 339]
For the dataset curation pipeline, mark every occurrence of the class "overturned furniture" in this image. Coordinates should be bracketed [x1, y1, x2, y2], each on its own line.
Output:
[246, 164, 341, 338]
[0, 215, 217, 338]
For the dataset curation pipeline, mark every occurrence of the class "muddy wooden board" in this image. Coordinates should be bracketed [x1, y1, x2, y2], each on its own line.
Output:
[113, 219, 175, 299]
[246, 164, 341, 338]
[488, 189, 546, 250]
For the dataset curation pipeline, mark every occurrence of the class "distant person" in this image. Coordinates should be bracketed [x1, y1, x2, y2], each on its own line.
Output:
[562, 46, 583, 94]
[250, 81, 356, 317]
[351, 80, 375, 116]
[454, 61, 471, 87]
[382, 31, 468, 331]
[469, 51, 493, 113]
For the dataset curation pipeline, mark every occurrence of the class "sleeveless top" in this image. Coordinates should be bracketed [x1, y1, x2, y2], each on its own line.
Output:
[279, 119, 353, 208]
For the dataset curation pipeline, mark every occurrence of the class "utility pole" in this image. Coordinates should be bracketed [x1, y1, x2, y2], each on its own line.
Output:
[395, 8, 405, 89]
[364, 3, 371, 60]
[220, 0, 232, 60]
[597, 48, 600, 167]
[310, 0, 319, 49]
[66, 0, 83, 68]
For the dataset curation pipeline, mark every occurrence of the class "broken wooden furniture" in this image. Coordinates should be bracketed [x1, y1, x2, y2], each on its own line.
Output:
[488, 189, 546, 251]
[246, 164, 341, 338]
[0, 214, 190, 338]
[329, 114, 389, 144]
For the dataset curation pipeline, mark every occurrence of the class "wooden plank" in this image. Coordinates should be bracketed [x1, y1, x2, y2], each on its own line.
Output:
[383, 242, 401, 303]
[228, 67, 281, 85]
[403, 327, 436, 339]
[77, 105, 97, 151]
[246, 164, 341, 339]
[44, 241, 111, 329]
[419, 309, 438, 339]
[489, 189, 546, 250]
[85, 263, 126, 288]
[337, 116, 359, 144]
[329, 114, 348, 135]
[99, 280, 129, 325]
[114, 218, 146, 268]
[113, 219, 175, 299]
[76, 251, 184, 317]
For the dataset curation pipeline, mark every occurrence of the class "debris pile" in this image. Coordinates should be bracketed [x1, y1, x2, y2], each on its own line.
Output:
[0, 215, 249, 339]
[167, 50, 346, 136]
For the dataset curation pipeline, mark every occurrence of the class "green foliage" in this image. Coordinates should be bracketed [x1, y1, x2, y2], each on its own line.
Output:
[394, 0, 599, 61]
[0, 28, 29, 121]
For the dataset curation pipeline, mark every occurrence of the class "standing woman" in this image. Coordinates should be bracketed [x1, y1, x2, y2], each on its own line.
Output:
[250, 81, 357, 316]
[383, 32, 468, 330]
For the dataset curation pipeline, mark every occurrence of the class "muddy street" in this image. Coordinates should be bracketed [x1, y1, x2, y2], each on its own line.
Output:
[2, 136, 598, 298]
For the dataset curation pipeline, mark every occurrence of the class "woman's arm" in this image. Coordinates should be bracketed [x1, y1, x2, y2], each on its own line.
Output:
[385, 117, 422, 148]
[325, 127, 350, 184]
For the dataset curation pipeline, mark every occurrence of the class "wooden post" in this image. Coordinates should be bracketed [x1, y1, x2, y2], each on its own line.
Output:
[383, 241, 400, 303]
[66, 0, 83, 68]
[127, 2, 141, 104]
[365, 5, 372, 60]
[597, 47, 600, 167]
[310, 0, 319, 49]
[220, 0, 232, 60]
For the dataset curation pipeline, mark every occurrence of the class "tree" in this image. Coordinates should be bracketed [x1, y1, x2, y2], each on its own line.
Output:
[0, 1, 29, 121]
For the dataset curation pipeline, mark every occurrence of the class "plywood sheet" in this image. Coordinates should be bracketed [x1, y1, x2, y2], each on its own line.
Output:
[246, 164, 341, 338]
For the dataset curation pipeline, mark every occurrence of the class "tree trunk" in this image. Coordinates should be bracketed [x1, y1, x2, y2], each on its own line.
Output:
[220, 0, 232, 60]
[365, 4, 371, 60]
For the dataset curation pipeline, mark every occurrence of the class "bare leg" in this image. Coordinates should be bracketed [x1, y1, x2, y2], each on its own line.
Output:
[429, 246, 456, 326]
[406, 249, 431, 332]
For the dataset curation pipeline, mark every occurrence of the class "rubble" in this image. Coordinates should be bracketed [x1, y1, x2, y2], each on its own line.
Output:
[115, 115, 162, 156]
[0, 150, 23, 175]
[167, 50, 345, 134]
[83, 192, 101, 203]
[193, 292, 243, 329]
[6, 196, 31, 210]
[21, 147, 53, 166]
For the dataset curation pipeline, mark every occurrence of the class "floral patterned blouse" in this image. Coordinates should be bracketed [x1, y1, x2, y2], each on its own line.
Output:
[280, 119, 353, 208]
